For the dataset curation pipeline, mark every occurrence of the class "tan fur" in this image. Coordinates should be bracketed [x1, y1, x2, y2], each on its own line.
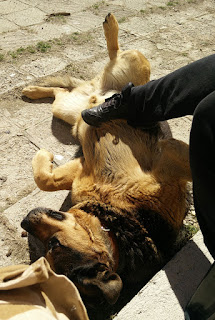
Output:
[22, 13, 192, 307]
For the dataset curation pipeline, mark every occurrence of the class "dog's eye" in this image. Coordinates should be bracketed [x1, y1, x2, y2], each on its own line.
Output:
[48, 237, 61, 251]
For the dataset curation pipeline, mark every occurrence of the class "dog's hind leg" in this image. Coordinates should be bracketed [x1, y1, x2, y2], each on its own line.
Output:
[22, 86, 67, 100]
[32, 149, 83, 191]
[22, 77, 85, 99]
[153, 139, 192, 183]
[42, 76, 85, 91]
[22, 86, 89, 125]
[103, 13, 120, 60]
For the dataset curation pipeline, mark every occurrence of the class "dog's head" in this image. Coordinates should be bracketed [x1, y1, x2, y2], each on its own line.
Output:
[21, 207, 122, 305]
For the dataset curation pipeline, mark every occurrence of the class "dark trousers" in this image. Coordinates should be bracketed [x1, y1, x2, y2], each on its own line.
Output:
[128, 54, 215, 258]
[190, 91, 215, 258]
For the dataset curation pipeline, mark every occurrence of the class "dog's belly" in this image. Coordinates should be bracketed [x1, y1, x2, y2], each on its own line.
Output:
[95, 135, 144, 179]
[72, 121, 188, 229]
[82, 120, 159, 179]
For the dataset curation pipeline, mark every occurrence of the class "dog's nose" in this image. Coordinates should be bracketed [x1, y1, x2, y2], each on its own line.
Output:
[21, 207, 45, 233]
[21, 216, 31, 232]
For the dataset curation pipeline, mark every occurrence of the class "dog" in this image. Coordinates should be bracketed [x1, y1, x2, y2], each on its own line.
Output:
[21, 13, 192, 308]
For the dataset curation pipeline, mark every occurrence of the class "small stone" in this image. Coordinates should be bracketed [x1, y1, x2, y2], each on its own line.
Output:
[21, 231, 28, 238]
[6, 249, 12, 257]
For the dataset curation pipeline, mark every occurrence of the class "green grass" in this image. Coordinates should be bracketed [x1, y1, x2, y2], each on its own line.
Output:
[36, 41, 51, 53]
[9, 47, 25, 59]
[92, 1, 106, 10]
[9, 51, 18, 59]
[53, 38, 63, 46]
[181, 52, 189, 57]
[118, 17, 126, 23]
[7, 40, 52, 60]
[167, 1, 179, 6]
[16, 47, 25, 54]
[70, 31, 92, 45]
[71, 31, 80, 41]
[26, 46, 36, 53]
[3, 29, 93, 61]
[184, 224, 199, 237]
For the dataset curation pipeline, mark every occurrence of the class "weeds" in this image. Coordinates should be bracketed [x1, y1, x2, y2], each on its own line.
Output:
[16, 47, 25, 55]
[26, 46, 36, 53]
[36, 41, 51, 53]
[7, 40, 52, 60]
[70, 31, 92, 45]
[184, 224, 199, 237]
[118, 17, 126, 23]
[167, 1, 179, 6]
[3, 29, 93, 61]
[167, 1, 174, 6]
[92, 1, 106, 10]
[9, 47, 25, 59]
[71, 31, 80, 41]
[9, 51, 17, 59]
[181, 52, 189, 57]
[53, 39, 63, 46]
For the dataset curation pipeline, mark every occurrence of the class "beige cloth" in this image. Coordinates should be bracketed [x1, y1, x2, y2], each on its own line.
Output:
[0, 257, 89, 320]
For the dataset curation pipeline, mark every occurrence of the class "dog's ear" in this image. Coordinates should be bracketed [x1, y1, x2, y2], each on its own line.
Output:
[82, 269, 123, 304]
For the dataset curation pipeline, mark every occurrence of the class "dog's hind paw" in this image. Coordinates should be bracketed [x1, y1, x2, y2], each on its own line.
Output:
[103, 13, 118, 33]
[103, 13, 119, 59]
[22, 86, 42, 99]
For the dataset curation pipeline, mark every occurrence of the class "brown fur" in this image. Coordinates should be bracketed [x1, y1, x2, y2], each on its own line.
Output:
[21, 13, 192, 307]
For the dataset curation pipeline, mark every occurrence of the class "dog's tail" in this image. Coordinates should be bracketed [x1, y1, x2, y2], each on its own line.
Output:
[40, 76, 85, 91]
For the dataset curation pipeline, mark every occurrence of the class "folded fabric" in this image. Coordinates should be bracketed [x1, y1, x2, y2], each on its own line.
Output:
[0, 257, 89, 320]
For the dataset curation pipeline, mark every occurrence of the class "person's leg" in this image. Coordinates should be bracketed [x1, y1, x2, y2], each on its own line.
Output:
[82, 54, 215, 127]
[190, 90, 215, 258]
[184, 91, 215, 320]
[127, 54, 215, 126]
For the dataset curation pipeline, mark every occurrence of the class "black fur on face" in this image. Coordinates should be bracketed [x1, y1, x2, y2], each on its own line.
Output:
[46, 238, 93, 276]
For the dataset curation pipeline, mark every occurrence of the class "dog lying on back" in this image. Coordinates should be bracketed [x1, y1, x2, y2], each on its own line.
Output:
[21, 13, 191, 307]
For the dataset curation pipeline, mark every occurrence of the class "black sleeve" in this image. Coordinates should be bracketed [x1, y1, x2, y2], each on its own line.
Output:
[127, 54, 215, 127]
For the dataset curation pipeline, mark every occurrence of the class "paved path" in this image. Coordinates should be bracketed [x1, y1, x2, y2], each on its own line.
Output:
[0, 0, 214, 319]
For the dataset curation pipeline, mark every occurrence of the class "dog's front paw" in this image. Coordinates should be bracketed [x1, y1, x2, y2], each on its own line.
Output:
[22, 86, 42, 99]
[32, 149, 55, 191]
[32, 149, 54, 167]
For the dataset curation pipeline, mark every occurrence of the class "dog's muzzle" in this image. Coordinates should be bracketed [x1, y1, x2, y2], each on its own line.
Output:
[21, 207, 65, 233]
[21, 207, 44, 233]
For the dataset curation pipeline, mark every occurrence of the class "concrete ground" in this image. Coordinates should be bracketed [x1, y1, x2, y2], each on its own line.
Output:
[0, 0, 215, 319]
